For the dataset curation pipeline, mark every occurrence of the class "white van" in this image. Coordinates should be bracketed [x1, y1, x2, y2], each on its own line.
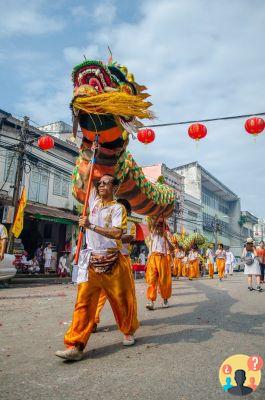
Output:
[0, 254, 16, 284]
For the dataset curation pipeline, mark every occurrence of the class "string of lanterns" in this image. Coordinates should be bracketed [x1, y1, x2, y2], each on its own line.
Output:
[137, 116, 265, 145]
[37, 115, 265, 150]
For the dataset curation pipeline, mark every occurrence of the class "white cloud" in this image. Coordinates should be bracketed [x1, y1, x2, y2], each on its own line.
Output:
[93, 0, 116, 24]
[0, 0, 64, 37]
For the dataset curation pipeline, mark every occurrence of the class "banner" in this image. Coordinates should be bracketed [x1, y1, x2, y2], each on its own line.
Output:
[12, 187, 27, 238]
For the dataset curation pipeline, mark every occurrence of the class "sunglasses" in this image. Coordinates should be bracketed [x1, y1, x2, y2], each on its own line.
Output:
[96, 180, 114, 187]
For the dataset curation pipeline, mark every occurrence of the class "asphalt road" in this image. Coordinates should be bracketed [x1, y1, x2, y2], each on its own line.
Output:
[1, 273, 264, 400]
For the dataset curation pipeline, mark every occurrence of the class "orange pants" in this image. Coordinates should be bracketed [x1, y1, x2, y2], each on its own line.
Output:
[172, 258, 180, 276]
[189, 260, 199, 279]
[64, 254, 139, 348]
[216, 258, 225, 279]
[146, 253, 172, 301]
[208, 262, 214, 278]
[94, 255, 136, 324]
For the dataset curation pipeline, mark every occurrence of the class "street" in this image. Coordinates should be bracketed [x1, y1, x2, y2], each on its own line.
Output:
[1, 274, 264, 400]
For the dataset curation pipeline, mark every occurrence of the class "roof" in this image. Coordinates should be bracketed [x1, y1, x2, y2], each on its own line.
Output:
[25, 202, 78, 223]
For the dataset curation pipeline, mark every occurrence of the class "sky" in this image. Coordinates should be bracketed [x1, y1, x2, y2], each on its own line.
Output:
[0, 0, 265, 216]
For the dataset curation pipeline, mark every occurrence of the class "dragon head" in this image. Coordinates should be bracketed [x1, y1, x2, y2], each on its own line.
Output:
[71, 59, 154, 144]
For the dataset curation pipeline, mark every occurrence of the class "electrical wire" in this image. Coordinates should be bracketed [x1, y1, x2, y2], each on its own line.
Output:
[146, 112, 265, 128]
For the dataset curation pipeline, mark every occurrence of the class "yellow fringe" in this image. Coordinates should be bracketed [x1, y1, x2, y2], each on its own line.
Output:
[72, 91, 155, 120]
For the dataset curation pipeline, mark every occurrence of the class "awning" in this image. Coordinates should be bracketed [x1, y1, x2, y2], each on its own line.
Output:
[25, 203, 79, 225]
[135, 223, 149, 241]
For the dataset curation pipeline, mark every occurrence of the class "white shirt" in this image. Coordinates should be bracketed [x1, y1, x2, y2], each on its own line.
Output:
[215, 249, 226, 259]
[225, 251, 234, 264]
[86, 188, 127, 252]
[206, 249, 214, 263]
[188, 251, 198, 261]
[44, 247, 52, 260]
[149, 232, 167, 255]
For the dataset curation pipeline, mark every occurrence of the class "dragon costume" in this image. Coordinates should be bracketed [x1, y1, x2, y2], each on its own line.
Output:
[71, 59, 175, 218]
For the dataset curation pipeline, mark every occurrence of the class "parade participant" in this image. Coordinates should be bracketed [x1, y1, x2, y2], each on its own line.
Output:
[206, 243, 215, 279]
[225, 247, 235, 277]
[173, 245, 185, 279]
[145, 217, 173, 310]
[43, 243, 53, 274]
[93, 199, 137, 333]
[182, 253, 188, 278]
[56, 175, 139, 361]
[256, 241, 265, 284]
[188, 246, 199, 280]
[0, 223, 8, 262]
[215, 243, 226, 281]
[242, 238, 262, 292]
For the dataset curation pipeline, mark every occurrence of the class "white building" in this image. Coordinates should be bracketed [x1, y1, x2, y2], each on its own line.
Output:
[174, 162, 242, 255]
[0, 110, 79, 257]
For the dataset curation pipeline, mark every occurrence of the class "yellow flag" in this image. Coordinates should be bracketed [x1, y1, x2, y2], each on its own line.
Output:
[12, 187, 27, 238]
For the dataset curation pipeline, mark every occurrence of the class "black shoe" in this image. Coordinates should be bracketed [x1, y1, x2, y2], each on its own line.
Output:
[256, 286, 263, 292]
[248, 286, 254, 291]
[92, 323, 98, 333]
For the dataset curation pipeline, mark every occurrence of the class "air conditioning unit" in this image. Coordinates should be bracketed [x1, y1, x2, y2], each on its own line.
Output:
[2, 205, 15, 224]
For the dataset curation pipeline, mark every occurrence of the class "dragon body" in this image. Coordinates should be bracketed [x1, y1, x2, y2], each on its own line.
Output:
[71, 59, 175, 218]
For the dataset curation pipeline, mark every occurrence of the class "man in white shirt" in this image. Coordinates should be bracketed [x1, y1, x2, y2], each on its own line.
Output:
[225, 247, 235, 277]
[56, 175, 139, 361]
[145, 217, 173, 310]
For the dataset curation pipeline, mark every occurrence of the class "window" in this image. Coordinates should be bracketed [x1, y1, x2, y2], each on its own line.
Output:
[28, 166, 49, 204]
[53, 172, 70, 197]
[4, 151, 18, 184]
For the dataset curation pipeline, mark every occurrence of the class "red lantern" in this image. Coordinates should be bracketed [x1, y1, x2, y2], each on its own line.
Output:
[188, 123, 207, 141]
[137, 128, 155, 144]
[245, 117, 265, 135]
[38, 135, 55, 151]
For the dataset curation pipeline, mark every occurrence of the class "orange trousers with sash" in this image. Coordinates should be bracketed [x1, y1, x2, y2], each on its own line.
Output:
[173, 258, 183, 277]
[208, 262, 214, 278]
[189, 259, 200, 279]
[216, 258, 225, 279]
[64, 254, 139, 348]
[94, 255, 136, 324]
[146, 253, 172, 301]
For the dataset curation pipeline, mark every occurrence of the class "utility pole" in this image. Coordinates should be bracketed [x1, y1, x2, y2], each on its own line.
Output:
[7, 116, 29, 253]
[212, 214, 221, 250]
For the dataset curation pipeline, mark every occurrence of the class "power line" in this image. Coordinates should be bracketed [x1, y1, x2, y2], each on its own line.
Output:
[146, 112, 265, 128]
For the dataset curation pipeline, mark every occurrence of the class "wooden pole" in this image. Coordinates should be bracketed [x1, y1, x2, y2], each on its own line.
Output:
[74, 134, 99, 265]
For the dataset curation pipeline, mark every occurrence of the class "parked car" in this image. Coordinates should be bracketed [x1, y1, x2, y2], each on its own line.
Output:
[0, 254, 16, 285]
[233, 256, 244, 272]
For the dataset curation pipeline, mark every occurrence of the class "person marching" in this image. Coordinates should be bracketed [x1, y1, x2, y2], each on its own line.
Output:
[93, 199, 137, 333]
[56, 175, 139, 361]
[215, 243, 226, 281]
[206, 243, 215, 279]
[145, 217, 173, 310]
[188, 246, 200, 280]
[173, 245, 185, 279]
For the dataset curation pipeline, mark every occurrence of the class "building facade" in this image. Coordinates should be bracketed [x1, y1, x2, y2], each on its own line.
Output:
[0, 110, 79, 259]
[174, 162, 242, 256]
[142, 163, 184, 232]
[240, 211, 259, 242]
